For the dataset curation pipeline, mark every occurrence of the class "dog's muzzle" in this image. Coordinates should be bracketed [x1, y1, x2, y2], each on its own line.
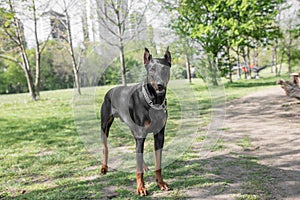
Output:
[156, 84, 165, 96]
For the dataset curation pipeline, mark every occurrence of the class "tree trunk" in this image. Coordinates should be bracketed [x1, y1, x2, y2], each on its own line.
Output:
[24, 68, 37, 101]
[287, 47, 291, 74]
[32, 0, 40, 98]
[287, 35, 293, 74]
[227, 46, 232, 83]
[272, 41, 278, 76]
[185, 54, 191, 83]
[120, 44, 127, 86]
[65, 7, 81, 95]
[208, 54, 218, 86]
[19, 32, 37, 101]
[35, 51, 41, 97]
[73, 69, 81, 95]
[279, 48, 285, 76]
[247, 46, 251, 78]
[21, 50, 37, 100]
[236, 47, 241, 79]
[242, 47, 248, 79]
[116, 7, 127, 86]
[253, 46, 259, 67]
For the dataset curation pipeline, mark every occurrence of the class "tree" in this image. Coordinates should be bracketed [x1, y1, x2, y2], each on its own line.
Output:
[0, 0, 54, 100]
[95, 0, 150, 86]
[61, 0, 84, 95]
[170, 0, 284, 83]
[277, 2, 300, 74]
[172, 37, 197, 83]
[0, 0, 37, 100]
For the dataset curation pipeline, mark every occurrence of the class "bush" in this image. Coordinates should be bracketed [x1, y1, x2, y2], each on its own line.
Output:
[171, 64, 185, 80]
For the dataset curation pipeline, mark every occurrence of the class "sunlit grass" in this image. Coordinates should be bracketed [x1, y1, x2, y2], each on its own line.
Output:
[0, 76, 282, 199]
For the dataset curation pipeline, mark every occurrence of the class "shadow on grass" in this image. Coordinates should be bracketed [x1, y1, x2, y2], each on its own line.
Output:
[226, 81, 276, 88]
[0, 117, 77, 148]
[7, 149, 300, 200]
[225, 75, 289, 89]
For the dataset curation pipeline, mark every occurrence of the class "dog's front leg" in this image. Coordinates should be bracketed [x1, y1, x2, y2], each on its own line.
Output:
[135, 137, 147, 196]
[154, 128, 170, 191]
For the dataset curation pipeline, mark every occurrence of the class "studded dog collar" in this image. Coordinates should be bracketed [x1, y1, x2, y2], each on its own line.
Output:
[142, 82, 166, 111]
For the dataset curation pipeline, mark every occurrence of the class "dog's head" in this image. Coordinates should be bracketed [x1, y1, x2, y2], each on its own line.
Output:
[144, 47, 171, 96]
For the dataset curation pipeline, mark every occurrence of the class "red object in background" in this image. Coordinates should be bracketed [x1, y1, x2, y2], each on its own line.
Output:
[242, 66, 248, 73]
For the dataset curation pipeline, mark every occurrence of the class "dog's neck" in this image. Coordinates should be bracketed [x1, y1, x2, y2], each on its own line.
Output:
[143, 79, 166, 105]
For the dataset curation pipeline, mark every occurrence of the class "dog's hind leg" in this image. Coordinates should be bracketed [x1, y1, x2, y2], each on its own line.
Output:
[100, 99, 114, 175]
[154, 128, 169, 191]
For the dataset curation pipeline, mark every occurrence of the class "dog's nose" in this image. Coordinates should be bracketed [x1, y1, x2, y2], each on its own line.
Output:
[157, 84, 164, 91]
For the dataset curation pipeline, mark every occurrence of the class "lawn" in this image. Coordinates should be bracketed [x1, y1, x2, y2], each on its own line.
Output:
[0, 75, 287, 199]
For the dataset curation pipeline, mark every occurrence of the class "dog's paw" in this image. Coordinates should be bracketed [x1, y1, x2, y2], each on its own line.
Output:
[101, 165, 108, 175]
[157, 181, 170, 191]
[136, 186, 148, 196]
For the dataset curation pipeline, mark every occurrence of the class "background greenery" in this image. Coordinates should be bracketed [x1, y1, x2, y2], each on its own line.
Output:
[0, 0, 299, 95]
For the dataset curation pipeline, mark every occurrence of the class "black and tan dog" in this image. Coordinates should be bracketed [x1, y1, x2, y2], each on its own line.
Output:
[100, 48, 171, 196]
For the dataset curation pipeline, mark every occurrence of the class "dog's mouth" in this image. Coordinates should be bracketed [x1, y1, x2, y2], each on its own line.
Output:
[156, 85, 166, 96]
[156, 89, 165, 96]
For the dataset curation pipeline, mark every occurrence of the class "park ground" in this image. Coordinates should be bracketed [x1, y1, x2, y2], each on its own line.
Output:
[0, 75, 299, 199]
[185, 86, 300, 199]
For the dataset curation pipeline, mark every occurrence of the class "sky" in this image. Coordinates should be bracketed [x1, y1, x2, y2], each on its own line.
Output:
[19, 0, 175, 49]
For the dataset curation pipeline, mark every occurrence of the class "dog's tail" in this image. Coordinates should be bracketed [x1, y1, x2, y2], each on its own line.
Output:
[100, 90, 114, 137]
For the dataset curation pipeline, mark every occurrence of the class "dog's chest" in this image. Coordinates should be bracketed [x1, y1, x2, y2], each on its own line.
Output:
[138, 107, 167, 133]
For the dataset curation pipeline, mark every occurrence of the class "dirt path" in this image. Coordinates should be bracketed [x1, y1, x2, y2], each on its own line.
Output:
[98, 86, 299, 199]
[187, 86, 300, 199]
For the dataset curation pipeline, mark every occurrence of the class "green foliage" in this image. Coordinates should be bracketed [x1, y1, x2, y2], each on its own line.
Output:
[290, 47, 300, 69]
[4, 61, 27, 93]
[0, 58, 27, 94]
[0, 61, 7, 93]
[103, 61, 122, 85]
[170, 64, 185, 80]
[169, 0, 285, 82]
[126, 57, 145, 83]
[173, 0, 284, 51]
[45, 43, 74, 90]
[0, 40, 76, 94]
[103, 56, 145, 85]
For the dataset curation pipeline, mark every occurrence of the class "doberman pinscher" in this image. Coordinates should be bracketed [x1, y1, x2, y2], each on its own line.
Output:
[100, 48, 171, 196]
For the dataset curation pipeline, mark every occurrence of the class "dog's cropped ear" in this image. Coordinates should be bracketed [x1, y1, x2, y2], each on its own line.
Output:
[144, 48, 152, 66]
[164, 47, 171, 66]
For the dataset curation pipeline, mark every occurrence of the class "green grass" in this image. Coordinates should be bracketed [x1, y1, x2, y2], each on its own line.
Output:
[236, 137, 252, 151]
[0, 75, 286, 199]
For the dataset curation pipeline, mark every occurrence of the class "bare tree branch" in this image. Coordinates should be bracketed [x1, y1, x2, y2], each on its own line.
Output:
[98, 33, 121, 47]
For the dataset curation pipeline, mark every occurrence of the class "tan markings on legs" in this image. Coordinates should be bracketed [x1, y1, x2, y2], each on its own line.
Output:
[136, 172, 147, 196]
[101, 116, 113, 175]
[101, 133, 108, 174]
[154, 149, 169, 191]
